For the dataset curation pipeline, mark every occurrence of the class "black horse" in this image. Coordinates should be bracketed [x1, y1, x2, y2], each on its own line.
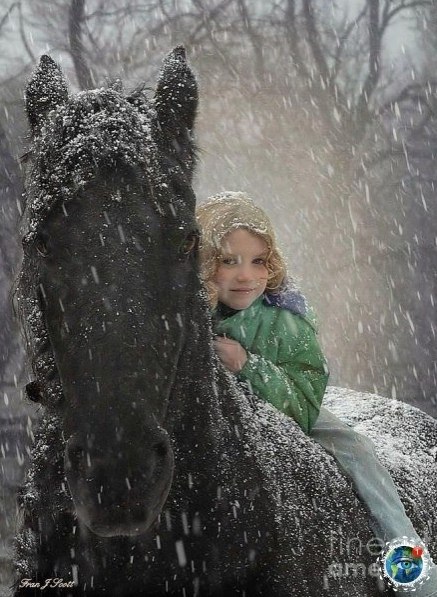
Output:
[13, 48, 437, 596]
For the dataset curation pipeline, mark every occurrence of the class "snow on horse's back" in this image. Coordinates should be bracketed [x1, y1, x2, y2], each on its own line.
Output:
[326, 386, 437, 543]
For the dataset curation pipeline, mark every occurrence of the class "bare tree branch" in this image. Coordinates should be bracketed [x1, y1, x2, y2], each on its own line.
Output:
[1, 61, 33, 86]
[0, 1, 19, 35]
[236, 0, 265, 82]
[302, 0, 330, 85]
[182, 0, 231, 47]
[355, 0, 382, 126]
[367, 0, 381, 92]
[383, 0, 433, 27]
[189, 0, 240, 80]
[18, 2, 36, 62]
[297, 0, 354, 130]
[379, 81, 437, 114]
[331, 4, 368, 81]
[283, 0, 307, 77]
[69, 0, 94, 89]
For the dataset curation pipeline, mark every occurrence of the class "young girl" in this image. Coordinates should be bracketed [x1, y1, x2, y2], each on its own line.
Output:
[196, 191, 437, 597]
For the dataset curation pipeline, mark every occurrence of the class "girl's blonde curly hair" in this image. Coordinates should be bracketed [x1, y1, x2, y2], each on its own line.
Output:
[196, 191, 288, 308]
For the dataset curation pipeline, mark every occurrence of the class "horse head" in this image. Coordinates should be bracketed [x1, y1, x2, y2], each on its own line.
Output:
[17, 48, 199, 538]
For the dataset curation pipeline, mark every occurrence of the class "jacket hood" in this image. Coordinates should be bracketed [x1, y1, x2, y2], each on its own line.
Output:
[263, 285, 318, 331]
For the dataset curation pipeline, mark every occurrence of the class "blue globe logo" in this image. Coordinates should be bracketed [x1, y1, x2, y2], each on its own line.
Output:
[385, 545, 424, 584]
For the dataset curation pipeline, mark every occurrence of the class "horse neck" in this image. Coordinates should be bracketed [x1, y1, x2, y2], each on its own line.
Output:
[168, 298, 272, 519]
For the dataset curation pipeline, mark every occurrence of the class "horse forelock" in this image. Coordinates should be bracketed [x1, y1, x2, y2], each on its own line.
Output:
[21, 86, 175, 241]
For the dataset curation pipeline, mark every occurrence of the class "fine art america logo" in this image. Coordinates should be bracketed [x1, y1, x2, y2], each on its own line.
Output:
[379, 537, 432, 592]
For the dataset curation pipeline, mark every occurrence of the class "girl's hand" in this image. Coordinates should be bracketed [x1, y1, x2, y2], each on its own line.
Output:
[213, 336, 247, 373]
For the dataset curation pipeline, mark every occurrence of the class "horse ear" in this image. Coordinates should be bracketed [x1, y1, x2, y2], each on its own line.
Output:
[154, 46, 198, 134]
[25, 55, 69, 135]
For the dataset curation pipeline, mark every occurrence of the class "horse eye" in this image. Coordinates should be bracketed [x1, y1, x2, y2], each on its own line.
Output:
[25, 380, 43, 403]
[180, 232, 198, 256]
[35, 235, 50, 257]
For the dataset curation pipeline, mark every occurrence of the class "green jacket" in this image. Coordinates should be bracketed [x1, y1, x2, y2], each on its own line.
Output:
[214, 294, 329, 434]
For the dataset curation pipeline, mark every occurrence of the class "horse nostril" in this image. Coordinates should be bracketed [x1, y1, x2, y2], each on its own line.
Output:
[67, 445, 86, 470]
[154, 441, 168, 459]
[35, 234, 50, 257]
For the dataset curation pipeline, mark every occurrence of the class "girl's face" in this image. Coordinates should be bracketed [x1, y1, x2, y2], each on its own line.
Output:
[213, 228, 269, 310]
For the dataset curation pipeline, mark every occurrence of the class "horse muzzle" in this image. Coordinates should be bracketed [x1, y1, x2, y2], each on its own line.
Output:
[64, 431, 174, 537]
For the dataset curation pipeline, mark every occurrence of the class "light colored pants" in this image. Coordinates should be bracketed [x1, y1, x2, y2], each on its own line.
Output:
[311, 406, 417, 541]
[311, 406, 437, 596]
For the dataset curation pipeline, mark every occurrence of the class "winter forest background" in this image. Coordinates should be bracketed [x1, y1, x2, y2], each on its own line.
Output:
[0, 0, 437, 591]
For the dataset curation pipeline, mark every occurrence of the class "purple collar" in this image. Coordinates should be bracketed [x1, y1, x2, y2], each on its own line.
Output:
[263, 286, 308, 317]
